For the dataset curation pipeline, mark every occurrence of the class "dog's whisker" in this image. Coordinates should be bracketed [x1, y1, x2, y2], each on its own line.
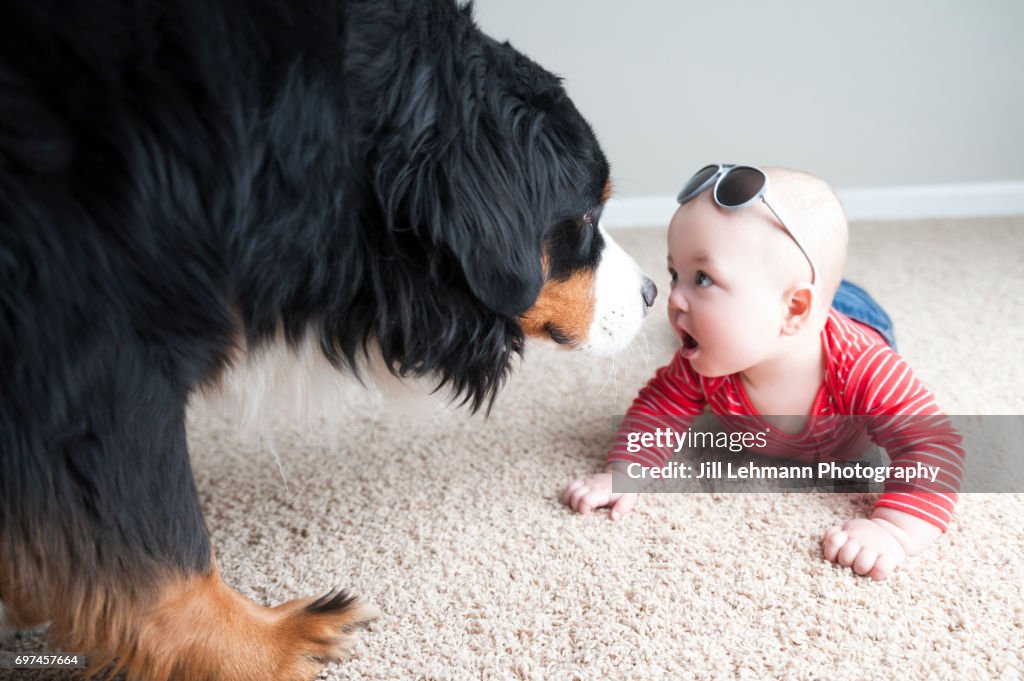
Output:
[595, 356, 611, 394]
[263, 434, 291, 495]
[611, 353, 619, 404]
[596, 353, 619, 401]
[638, 331, 652, 374]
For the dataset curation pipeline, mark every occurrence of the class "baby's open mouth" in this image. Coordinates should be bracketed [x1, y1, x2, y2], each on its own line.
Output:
[681, 330, 699, 357]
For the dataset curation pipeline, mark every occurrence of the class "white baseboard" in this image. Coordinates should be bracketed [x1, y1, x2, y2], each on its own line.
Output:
[600, 181, 1024, 228]
[837, 181, 1024, 221]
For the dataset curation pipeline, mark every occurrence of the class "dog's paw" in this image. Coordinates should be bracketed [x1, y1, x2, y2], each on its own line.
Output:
[76, 571, 378, 681]
[269, 590, 379, 678]
[160, 586, 379, 681]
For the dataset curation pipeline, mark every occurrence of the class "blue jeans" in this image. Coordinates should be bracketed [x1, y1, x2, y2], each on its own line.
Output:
[832, 280, 897, 351]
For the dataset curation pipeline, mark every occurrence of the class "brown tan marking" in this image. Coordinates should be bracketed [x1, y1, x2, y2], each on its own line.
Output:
[602, 178, 613, 204]
[0, 548, 374, 681]
[520, 266, 597, 346]
[111, 565, 374, 681]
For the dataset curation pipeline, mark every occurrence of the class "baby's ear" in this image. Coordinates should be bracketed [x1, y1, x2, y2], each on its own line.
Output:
[781, 285, 815, 335]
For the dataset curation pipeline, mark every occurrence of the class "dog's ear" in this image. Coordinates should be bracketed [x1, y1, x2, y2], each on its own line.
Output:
[373, 67, 556, 318]
[378, 146, 549, 317]
[427, 162, 548, 318]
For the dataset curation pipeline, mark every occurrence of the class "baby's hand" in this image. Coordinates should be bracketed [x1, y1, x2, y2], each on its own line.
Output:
[822, 519, 906, 580]
[562, 472, 638, 521]
[822, 508, 942, 580]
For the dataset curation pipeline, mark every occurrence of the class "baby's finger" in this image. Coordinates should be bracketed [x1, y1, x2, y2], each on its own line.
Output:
[868, 553, 900, 581]
[853, 548, 879, 576]
[837, 538, 861, 567]
[578, 488, 608, 515]
[562, 479, 585, 505]
[822, 530, 847, 562]
[610, 493, 637, 521]
[568, 485, 590, 512]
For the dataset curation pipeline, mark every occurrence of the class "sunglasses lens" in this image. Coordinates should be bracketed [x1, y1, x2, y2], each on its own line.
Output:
[716, 166, 766, 207]
[678, 165, 720, 203]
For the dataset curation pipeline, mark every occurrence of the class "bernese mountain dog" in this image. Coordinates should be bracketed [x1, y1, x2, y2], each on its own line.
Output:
[0, 0, 656, 678]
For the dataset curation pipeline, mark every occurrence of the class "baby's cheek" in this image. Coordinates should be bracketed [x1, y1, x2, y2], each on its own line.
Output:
[717, 328, 769, 373]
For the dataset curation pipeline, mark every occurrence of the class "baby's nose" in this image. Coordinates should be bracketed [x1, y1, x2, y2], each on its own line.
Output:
[668, 287, 688, 313]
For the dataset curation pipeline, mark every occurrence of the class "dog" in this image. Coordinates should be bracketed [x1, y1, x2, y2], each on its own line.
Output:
[0, 1, 656, 678]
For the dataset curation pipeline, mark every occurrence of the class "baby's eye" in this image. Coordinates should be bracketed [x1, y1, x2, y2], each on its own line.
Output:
[695, 271, 713, 288]
[668, 268, 679, 286]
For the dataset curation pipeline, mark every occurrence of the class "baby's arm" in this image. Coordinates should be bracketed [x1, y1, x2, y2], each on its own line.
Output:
[822, 507, 942, 580]
[826, 347, 963, 579]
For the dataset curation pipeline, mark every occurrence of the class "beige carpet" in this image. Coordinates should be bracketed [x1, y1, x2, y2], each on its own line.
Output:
[4, 218, 1023, 680]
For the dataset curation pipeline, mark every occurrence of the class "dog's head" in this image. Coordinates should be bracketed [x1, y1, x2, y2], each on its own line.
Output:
[334, 3, 655, 411]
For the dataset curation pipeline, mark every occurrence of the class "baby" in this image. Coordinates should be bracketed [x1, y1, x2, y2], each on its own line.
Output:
[564, 165, 962, 580]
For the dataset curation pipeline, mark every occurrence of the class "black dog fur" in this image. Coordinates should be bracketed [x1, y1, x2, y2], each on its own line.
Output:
[1, 0, 612, 674]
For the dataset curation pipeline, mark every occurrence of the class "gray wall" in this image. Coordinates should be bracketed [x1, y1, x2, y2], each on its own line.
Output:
[471, 0, 1024, 198]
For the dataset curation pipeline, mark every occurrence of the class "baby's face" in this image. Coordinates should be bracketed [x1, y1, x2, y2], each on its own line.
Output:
[665, 194, 796, 377]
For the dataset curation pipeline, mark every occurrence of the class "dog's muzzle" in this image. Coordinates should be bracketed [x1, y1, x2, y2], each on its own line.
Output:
[581, 227, 656, 356]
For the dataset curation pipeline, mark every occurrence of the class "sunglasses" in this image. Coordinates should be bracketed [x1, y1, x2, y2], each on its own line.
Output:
[676, 164, 816, 284]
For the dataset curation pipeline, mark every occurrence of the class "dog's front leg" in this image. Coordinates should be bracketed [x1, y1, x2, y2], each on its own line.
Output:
[0, 369, 373, 680]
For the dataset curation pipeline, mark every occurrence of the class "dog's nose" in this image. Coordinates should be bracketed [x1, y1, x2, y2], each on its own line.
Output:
[641, 277, 658, 310]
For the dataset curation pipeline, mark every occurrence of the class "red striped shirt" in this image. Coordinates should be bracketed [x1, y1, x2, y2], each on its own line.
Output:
[610, 309, 963, 531]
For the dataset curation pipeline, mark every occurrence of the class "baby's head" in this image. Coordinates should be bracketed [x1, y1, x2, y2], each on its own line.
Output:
[666, 166, 847, 377]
